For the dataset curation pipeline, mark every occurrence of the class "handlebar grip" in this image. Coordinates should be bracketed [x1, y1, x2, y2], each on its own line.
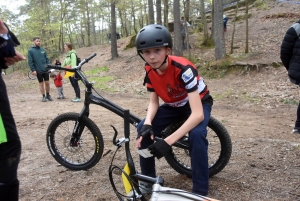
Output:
[85, 53, 97, 62]
[47, 64, 61, 69]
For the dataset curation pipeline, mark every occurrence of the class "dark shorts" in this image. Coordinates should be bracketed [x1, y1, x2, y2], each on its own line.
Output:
[37, 71, 49, 83]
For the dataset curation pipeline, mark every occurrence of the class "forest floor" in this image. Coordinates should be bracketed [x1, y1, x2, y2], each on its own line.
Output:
[3, 1, 300, 200]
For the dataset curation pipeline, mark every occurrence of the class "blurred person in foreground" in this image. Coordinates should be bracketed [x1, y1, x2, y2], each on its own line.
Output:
[0, 19, 26, 201]
[280, 19, 300, 134]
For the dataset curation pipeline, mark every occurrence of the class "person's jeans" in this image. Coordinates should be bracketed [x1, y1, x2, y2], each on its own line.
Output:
[182, 35, 187, 50]
[137, 103, 211, 196]
[69, 77, 80, 98]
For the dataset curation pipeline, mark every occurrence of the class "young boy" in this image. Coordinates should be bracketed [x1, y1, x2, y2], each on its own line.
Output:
[50, 71, 65, 99]
[135, 24, 213, 196]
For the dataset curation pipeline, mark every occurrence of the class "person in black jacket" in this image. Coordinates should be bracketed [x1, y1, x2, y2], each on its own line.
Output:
[0, 19, 26, 201]
[280, 19, 300, 134]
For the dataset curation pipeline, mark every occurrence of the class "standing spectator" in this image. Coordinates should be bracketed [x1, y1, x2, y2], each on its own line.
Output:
[55, 59, 61, 65]
[62, 42, 81, 102]
[50, 71, 65, 99]
[180, 16, 191, 50]
[180, 16, 187, 50]
[280, 19, 300, 134]
[223, 15, 228, 32]
[0, 19, 26, 201]
[28, 37, 53, 102]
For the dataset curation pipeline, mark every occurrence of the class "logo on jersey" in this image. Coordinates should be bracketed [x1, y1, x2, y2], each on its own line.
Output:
[182, 68, 193, 83]
[167, 84, 186, 98]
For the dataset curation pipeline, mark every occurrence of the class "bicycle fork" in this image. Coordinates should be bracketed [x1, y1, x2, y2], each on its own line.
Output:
[70, 105, 90, 147]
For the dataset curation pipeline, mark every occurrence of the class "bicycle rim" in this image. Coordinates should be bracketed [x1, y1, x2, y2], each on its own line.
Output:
[167, 126, 222, 175]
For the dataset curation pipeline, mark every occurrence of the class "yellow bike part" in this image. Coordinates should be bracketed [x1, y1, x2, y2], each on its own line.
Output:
[122, 163, 132, 194]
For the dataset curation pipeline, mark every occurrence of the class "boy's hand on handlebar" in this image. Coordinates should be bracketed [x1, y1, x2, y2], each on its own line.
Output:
[148, 138, 171, 159]
[137, 124, 154, 139]
[136, 124, 154, 148]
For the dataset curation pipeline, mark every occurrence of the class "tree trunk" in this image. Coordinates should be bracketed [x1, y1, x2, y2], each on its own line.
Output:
[111, 1, 119, 59]
[185, 0, 190, 23]
[173, 0, 182, 56]
[245, 0, 249, 53]
[148, 0, 155, 24]
[163, 0, 169, 28]
[200, 0, 209, 45]
[130, 0, 138, 33]
[213, 0, 226, 60]
[85, 0, 91, 47]
[156, 0, 162, 25]
[230, 3, 238, 54]
[210, 0, 215, 39]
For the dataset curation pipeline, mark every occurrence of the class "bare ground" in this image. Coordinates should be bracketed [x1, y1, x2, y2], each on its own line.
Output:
[3, 1, 300, 200]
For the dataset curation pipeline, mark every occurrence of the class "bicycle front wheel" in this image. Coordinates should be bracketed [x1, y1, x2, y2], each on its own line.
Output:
[164, 116, 232, 178]
[46, 112, 104, 170]
[28, 71, 37, 80]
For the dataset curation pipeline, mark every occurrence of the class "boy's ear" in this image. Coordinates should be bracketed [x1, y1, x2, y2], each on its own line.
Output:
[166, 47, 171, 55]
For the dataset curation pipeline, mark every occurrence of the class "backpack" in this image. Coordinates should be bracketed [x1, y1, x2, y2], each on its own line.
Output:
[67, 52, 81, 66]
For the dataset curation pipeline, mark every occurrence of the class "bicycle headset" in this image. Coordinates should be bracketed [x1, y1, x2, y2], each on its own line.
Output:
[136, 24, 173, 70]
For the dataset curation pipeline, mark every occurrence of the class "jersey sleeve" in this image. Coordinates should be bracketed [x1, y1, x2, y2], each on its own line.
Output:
[180, 65, 199, 93]
[143, 67, 155, 92]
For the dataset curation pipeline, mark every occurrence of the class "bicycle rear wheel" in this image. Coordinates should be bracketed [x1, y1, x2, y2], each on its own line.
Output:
[46, 112, 104, 170]
[28, 71, 37, 80]
[163, 116, 232, 178]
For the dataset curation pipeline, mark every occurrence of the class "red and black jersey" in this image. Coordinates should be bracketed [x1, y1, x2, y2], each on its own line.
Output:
[144, 55, 213, 107]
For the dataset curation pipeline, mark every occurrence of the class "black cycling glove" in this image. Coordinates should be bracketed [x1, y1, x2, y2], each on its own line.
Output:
[148, 138, 171, 159]
[137, 124, 154, 139]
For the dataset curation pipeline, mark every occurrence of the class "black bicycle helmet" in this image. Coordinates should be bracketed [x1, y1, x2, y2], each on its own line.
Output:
[136, 24, 173, 52]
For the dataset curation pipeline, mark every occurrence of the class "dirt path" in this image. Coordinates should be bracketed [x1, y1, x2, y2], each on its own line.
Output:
[3, 1, 300, 200]
[3, 63, 300, 201]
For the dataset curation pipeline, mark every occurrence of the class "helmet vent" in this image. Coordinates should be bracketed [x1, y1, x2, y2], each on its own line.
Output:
[156, 39, 163, 43]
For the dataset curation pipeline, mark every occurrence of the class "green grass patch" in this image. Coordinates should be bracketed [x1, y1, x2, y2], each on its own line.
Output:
[84, 66, 109, 76]
[211, 90, 234, 100]
[88, 76, 114, 92]
[280, 99, 298, 105]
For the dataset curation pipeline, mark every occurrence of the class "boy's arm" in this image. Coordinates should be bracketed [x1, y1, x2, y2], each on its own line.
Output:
[280, 25, 299, 70]
[165, 90, 204, 145]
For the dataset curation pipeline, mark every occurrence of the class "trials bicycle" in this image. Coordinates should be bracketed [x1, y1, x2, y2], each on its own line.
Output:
[109, 110, 220, 200]
[46, 53, 232, 179]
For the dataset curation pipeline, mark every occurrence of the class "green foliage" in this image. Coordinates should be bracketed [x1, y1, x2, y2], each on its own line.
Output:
[254, 0, 268, 9]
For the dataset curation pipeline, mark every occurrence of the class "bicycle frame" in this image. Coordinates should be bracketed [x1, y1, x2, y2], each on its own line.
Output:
[47, 53, 221, 200]
[111, 110, 218, 201]
[47, 53, 187, 149]
[47, 53, 141, 146]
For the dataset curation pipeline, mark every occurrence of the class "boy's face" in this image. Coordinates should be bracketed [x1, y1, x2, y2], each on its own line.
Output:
[141, 47, 170, 69]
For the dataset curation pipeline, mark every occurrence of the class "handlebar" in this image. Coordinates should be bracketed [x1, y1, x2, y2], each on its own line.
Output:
[47, 53, 97, 71]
